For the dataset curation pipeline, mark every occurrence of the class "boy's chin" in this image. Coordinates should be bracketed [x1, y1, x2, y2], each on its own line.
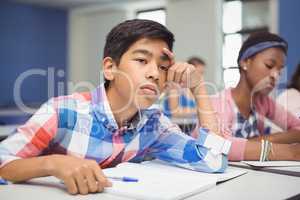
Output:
[135, 97, 157, 109]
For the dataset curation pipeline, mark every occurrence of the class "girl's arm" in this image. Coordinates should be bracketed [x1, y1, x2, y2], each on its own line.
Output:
[244, 140, 300, 160]
[249, 130, 300, 144]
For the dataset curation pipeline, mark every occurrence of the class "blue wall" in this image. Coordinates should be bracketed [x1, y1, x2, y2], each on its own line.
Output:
[279, 0, 300, 84]
[0, 1, 67, 107]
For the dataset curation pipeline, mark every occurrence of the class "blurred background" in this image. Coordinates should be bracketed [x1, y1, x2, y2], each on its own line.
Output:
[0, 0, 299, 126]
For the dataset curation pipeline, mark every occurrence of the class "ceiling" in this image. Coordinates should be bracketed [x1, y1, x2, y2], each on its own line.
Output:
[8, 0, 135, 9]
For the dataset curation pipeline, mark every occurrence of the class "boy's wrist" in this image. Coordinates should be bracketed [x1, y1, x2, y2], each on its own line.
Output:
[190, 82, 209, 102]
[43, 154, 58, 176]
[190, 82, 205, 96]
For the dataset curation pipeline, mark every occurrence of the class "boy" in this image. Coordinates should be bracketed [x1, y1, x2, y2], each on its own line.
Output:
[0, 19, 231, 195]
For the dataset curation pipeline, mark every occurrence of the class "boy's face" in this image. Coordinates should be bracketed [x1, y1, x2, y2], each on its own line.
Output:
[110, 38, 171, 109]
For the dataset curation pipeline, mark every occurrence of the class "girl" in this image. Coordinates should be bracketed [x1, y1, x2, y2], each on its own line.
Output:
[194, 32, 300, 161]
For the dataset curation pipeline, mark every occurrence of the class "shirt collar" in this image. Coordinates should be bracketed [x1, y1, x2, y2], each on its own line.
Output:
[91, 84, 161, 134]
[91, 84, 119, 132]
[227, 88, 258, 114]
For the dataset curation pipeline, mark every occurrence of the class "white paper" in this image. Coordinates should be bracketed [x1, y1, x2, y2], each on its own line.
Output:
[143, 160, 247, 182]
[242, 161, 300, 167]
[103, 160, 247, 200]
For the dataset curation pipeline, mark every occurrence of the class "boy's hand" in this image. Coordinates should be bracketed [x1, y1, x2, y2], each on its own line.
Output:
[46, 155, 112, 195]
[163, 48, 203, 91]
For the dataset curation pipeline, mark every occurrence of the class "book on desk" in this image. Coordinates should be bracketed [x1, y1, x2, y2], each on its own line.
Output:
[102, 160, 247, 200]
[230, 161, 300, 178]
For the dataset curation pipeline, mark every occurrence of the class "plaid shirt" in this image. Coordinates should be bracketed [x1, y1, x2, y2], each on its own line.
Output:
[0, 84, 231, 173]
[161, 89, 196, 118]
[233, 105, 271, 139]
[210, 88, 300, 161]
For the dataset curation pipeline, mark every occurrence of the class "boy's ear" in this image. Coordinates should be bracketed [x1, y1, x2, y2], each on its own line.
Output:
[102, 57, 116, 81]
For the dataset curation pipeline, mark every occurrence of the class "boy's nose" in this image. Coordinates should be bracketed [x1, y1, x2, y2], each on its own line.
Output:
[146, 63, 159, 81]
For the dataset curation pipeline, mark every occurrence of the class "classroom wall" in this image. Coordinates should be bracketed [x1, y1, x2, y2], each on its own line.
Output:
[0, 1, 68, 107]
[69, 7, 127, 91]
[167, 0, 223, 91]
[278, 0, 300, 85]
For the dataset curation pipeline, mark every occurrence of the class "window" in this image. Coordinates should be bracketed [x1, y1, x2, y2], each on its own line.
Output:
[222, 0, 270, 88]
[136, 8, 166, 26]
[223, 0, 242, 88]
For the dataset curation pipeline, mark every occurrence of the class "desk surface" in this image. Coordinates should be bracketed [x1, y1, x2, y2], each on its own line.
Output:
[192, 167, 300, 200]
[1, 166, 299, 200]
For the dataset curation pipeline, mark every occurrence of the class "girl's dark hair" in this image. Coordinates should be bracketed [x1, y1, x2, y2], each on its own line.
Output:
[288, 62, 300, 91]
[103, 19, 175, 88]
[237, 32, 288, 66]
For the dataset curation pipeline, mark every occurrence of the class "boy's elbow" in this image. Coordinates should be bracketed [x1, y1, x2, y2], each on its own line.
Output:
[204, 154, 228, 173]
[215, 154, 228, 173]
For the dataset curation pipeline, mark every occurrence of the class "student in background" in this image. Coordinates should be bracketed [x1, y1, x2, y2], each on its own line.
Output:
[0, 19, 230, 195]
[194, 32, 300, 161]
[187, 56, 206, 75]
[277, 62, 300, 118]
[161, 56, 218, 135]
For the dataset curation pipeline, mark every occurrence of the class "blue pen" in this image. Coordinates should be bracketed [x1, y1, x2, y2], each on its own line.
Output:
[59, 176, 138, 185]
[0, 178, 8, 185]
[107, 176, 138, 182]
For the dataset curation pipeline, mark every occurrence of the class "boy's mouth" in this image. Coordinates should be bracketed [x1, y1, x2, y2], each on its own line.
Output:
[139, 84, 159, 96]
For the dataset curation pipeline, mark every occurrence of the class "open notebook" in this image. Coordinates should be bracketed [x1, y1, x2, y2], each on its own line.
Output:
[241, 161, 300, 167]
[230, 161, 300, 177]
[103, 160, 247, 200]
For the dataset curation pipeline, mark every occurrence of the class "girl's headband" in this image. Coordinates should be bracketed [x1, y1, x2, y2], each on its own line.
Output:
[238, 41, 287, 63]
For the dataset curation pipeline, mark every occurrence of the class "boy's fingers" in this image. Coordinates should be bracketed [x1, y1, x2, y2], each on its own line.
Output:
[64, 177, 78, 195]
[174, 65, 187, 83]
[93, 167, 112, 189]
[181, 70, 188, 87]
[84, 168, 98, 193]
[183, 64, 197, 88]
[74, 172, 89, 195]
[167, 63, 179, 82]
[163, 48, 175, 65]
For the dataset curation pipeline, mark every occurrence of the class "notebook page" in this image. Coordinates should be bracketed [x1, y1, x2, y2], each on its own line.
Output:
[141, 160, 248, 182]
[242, 161, 300, 167]
[103, 162, 216, 200]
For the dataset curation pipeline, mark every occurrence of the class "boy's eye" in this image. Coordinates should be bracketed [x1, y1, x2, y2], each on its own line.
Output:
[135, 58, 147, 64]
[159, 65, 169, 71]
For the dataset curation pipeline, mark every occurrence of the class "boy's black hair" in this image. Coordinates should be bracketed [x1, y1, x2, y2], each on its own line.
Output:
[288, 62, 300, 91]
[103, 19, 175, 88]
[187, 56, 206, 66]
[237, 32, 288, 66]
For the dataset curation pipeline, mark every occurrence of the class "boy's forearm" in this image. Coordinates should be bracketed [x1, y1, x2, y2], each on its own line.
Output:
[191, 84, 221, 136]
[0, 155, 53, 182]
